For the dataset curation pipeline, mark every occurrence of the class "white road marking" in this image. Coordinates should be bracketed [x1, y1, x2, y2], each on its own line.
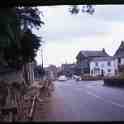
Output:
[86, 91, 124, 109]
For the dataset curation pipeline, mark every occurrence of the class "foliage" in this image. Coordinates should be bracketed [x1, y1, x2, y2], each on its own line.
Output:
[0, 8, 20, 49]
[16, 7, 44, 31]
[0, 7, 44, 69]
[69, 5, 95, 15]
[20, 29, 41, 64]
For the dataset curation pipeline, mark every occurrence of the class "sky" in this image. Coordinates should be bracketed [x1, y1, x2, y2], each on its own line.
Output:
[34, 5, 124, 67]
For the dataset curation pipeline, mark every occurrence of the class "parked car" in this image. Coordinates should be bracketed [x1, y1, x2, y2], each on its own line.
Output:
[58, 75, 67, 81]
[72, 75, 81, 81]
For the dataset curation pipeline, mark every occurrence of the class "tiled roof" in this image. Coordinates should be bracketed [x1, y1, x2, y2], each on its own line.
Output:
[114, 41, 124, 57]
[80, 50, 109, 57]
[91, 56, 114, 62]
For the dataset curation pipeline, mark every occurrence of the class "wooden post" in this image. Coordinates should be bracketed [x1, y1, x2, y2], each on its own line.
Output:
[28, 95, 37, 121]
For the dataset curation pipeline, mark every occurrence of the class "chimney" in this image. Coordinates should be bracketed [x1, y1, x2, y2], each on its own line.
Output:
[121, 41, 124, 46]
[102, 48, 105, 52]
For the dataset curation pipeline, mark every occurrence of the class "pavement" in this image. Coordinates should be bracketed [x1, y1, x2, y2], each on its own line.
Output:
[33, 79, 124, 121]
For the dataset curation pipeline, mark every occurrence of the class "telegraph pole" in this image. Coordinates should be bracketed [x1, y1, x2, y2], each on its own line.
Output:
[41, 46, 43, 69]
[41, 45, 45, 79]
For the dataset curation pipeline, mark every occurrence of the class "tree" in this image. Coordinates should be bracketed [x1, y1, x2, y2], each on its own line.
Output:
[0, 7, 44, 86]
[0, 7, 44, 69]
[0, 8, 20, 48]
[16, 7, 44, 31]
[16, 7, 44, 84]
[69, 5, 95, 15]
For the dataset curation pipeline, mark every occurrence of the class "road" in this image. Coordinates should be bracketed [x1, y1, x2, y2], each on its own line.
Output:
[34, 79, 124, 121]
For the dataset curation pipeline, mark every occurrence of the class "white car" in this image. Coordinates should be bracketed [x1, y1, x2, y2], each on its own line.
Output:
[58, 75, 67, 81]
[73, 75, 81, 81]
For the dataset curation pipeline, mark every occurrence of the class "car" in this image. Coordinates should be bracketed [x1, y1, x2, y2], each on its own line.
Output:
[58, 75, 67, 81]
[72, 75, 81, 81]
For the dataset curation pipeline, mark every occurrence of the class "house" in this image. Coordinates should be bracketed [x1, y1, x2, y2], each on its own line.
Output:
[114, 41, 124, 73]
[76, 49, 109, 75]
[90, 57, 118, 77]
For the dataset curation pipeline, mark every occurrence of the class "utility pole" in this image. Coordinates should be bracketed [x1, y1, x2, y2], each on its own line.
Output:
[41, 46, 45, 79]
[41, 46, 43, 70]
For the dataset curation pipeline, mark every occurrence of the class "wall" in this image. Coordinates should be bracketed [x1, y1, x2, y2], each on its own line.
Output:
[90, 59, 117, 77]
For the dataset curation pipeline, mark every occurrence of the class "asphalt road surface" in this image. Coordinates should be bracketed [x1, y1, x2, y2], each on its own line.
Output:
[34, 79, 124, 121]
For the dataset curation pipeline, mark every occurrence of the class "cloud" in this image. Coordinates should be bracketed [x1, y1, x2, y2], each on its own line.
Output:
[35, 6, 113, 43]
[94, 5, 124, 22]
[35, 5, 124, 66]
[38, 5, 124, 42]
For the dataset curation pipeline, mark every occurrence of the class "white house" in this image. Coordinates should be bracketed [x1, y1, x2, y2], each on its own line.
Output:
[76, 48, 109, 75]
[90, 57, 118, 77]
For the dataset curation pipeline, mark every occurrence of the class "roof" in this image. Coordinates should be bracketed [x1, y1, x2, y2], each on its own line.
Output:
[80, 50, 109, 58]
[91, 56, 114, 62]
[114, 41, 124, 57]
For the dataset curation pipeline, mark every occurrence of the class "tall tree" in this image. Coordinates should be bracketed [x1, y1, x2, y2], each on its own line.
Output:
[0, 7, 44, 67]
[0, 7, 44, 85]
[16, 7, 44, 84]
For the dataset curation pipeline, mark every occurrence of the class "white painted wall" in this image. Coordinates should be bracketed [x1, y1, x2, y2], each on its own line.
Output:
[90, 59, 117, 77]
[121, 58, 124, 65]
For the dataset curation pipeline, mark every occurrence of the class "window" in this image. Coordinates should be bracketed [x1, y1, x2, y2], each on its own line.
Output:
[108, 69, 111, 72]
[118, 57, 121, 64]
[107, 61, 111, 66]
[95, 62, 98, 66]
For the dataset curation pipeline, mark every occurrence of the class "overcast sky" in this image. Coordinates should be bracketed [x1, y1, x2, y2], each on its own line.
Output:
[34, 5, 124, 67]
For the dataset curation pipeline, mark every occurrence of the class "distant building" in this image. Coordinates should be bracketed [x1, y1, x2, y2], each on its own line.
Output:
[45, 65, 58, 80]
[61, 63, 76, 77]
[76, 49, 109, 75]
